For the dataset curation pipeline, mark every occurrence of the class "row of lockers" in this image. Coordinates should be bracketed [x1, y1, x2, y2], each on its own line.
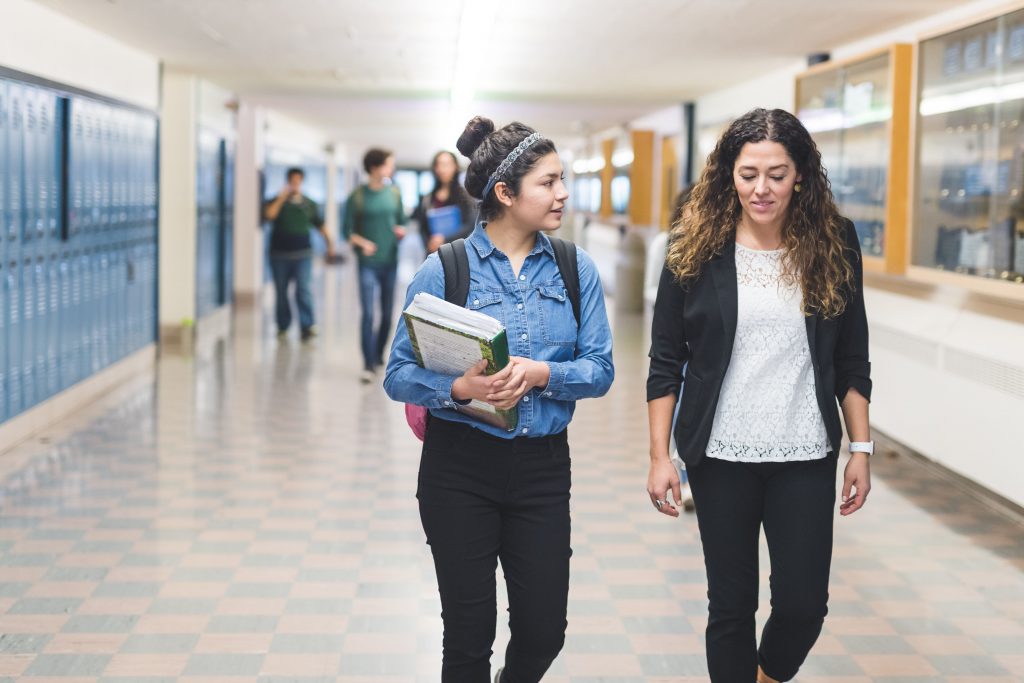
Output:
[1, 75, 159, 425]
[1, 242, 158, 422]
[196, 129, 235, 318]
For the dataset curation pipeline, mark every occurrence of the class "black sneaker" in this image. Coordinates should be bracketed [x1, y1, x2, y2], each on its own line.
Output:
[300, 326, 318, 341]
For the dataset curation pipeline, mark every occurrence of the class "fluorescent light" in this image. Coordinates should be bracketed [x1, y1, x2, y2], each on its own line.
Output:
[588, 156, 606, 173]
[612, 149, 634, 168]
[920, 81, 1024, 117]
[446, 0, 498, 146]
[572, 159, 589, 174]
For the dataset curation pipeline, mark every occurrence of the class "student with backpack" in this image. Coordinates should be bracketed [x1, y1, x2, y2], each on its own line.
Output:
[384, 117, 614, 683]
[343, 148, 407, 383]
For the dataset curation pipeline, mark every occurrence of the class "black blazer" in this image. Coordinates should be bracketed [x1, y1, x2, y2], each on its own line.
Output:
[647, 219, 871, 467]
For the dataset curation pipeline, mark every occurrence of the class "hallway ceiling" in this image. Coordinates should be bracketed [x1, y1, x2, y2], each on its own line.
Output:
[34, 0, 970, 163]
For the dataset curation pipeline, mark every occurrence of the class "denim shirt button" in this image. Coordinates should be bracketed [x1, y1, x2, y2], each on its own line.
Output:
[521, 428, 529, 434]
[519, 274, 526, 281]
[521, 333, 528, 341]
[517, 303, 523, 310]
[523, 396, 530, 403]
[473, 299, 480, 305]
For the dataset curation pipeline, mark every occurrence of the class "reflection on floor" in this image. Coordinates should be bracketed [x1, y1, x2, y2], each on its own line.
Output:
[0, 261, 1022, 683]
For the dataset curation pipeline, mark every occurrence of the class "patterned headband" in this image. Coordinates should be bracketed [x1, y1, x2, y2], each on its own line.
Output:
[482, 132, 544, 198]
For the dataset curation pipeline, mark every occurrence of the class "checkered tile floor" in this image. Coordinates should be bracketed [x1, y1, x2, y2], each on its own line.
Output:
[0, 262, 1021, 682]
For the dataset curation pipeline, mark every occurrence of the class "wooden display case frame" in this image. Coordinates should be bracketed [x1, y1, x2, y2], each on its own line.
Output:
[905, 2, 1024, 303]
[796, 44, 914, 276]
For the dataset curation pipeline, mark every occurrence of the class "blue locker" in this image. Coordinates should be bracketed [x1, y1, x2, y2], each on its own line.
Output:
[96, 246, 109, 370]
[0, 81, 6, 421]
[82, 102, 95, 245]
[1, 79, 8, 263]
[58, 249, 73, 390]
[44, 93, 60, 246]
[0, 261, 6, 423]
[9, 83, 24, 255]
[79, 248, 93, 375]
[46, 252, 59, 397]
[21, 87, 37, 256]
[4, 258, 21, 417]
[69, 249, 85, 385]
[19, 254, 34, 411]
[20, 254, 34, 410]
[32, 88, 46, 247]
[31, 255, 46, 403]
[112, 243, 125, 362]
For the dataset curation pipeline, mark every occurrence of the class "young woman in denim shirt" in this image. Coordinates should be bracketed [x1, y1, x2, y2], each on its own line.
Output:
[385, 117, 614, 683]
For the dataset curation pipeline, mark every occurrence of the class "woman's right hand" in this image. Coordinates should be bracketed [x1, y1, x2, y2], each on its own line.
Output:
[647, 455, 682, 518]
[452, 360, 526, 409]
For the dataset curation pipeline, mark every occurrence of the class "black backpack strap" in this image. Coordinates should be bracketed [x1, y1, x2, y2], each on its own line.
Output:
[549, 237, 581, 328]
[437, 239, 471, 306]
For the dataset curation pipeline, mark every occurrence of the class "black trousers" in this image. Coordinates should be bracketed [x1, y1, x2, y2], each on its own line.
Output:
[417, 417, 571, 683]
[687, 452, 838, 683]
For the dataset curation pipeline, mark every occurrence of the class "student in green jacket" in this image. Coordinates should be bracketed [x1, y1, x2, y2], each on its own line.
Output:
[343, 148, 407, 383]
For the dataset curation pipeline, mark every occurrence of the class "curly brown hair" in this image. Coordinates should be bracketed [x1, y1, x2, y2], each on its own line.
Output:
[667, 108, 854, 318]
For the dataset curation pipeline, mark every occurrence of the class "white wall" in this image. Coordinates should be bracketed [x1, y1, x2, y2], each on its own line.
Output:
[233, 102, 265, 301]
[158, 69, 198, 331]
[0, 0, 158, 108]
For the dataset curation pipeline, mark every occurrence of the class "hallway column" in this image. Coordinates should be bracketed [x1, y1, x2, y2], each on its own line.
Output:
[158, 67, 199, 349]
[233, 101, 266, 307]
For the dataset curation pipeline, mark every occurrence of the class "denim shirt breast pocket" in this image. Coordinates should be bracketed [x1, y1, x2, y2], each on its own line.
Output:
[466, 290, 504, 319]
[537, 284, 578, 347]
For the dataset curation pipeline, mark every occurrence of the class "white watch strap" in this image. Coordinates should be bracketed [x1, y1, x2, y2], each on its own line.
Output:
[849, 441, 874, 455]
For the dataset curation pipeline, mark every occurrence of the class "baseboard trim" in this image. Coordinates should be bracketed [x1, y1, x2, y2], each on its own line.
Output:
[0, 344, 157, 460]
[875, 428, 1024, 528]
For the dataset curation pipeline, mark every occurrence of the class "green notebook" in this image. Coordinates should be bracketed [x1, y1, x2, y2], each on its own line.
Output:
[403, 292, 518, 431]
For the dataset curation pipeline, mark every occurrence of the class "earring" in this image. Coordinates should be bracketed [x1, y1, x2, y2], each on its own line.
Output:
[794, 183, 802, 193]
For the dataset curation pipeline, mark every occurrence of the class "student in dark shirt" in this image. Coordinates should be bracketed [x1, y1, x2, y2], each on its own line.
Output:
[264, 167, 335, 341]
[413, 150, 476, 255]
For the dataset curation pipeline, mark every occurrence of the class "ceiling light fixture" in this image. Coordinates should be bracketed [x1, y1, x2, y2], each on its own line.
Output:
[446, 0, 498, 147]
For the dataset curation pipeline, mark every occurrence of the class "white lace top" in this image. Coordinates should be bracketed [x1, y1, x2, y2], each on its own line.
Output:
[705, 243, 829, 462]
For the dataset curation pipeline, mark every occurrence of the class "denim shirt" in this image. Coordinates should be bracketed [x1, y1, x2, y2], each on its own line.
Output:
[384, 224, 614, 439]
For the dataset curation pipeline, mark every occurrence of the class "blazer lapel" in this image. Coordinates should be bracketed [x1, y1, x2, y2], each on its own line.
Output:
[709, 240, 738, 358]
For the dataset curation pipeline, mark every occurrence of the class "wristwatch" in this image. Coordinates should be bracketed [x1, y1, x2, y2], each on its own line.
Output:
[848, 441, 874, 456]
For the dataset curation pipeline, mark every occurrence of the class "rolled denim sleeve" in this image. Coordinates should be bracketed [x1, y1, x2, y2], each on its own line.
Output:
[542, 249, 614, 401]
[383, 255, 461, 409]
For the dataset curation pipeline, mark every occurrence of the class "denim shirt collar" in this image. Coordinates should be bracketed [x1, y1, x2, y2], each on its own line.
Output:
[468, 222, 555, 261]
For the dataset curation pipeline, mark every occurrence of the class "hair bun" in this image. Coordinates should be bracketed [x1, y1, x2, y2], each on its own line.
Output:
[456, 116, 495, 157]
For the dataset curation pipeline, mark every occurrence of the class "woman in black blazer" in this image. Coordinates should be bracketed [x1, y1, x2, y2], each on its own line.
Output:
[646, 108, 872, 683]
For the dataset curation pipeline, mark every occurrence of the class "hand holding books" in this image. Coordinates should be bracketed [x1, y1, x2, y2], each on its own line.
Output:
[404, 292, 542, 430]
[453, 359, 528, 410]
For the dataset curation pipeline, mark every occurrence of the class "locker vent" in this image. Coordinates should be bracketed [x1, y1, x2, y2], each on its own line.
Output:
[944, 349, 1024, 400]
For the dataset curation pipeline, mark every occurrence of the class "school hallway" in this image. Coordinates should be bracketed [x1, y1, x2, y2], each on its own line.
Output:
[0, 260, 1021, 683]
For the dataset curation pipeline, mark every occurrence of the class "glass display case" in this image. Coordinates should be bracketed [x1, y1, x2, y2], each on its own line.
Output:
[611, 173, 631, 214]
[797, 45, 912, 272]
[913, 10, 1024, 286]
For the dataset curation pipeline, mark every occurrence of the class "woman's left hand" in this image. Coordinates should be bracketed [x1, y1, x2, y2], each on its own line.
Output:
[509, 357, 551, 392]
[840, 453, 871, 516]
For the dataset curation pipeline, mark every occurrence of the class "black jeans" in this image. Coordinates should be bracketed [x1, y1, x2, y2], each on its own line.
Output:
[687, 453, 838, 683]
[417, 417, 571, 683]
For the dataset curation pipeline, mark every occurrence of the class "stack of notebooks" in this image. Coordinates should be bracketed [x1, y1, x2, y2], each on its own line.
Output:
[403, 292, 517, 431]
